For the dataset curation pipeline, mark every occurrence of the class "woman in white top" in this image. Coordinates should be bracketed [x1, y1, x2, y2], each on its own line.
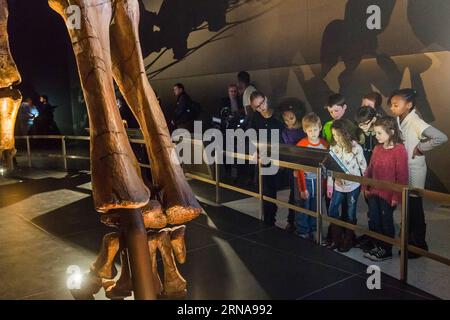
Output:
[389, 88, 448, 255]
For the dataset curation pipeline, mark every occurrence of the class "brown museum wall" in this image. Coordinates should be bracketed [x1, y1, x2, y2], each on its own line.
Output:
[140, 0, 450, 192]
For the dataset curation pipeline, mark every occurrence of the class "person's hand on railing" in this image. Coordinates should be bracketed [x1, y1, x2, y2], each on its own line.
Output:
[327, 177, 333, 199]
[300, 190, 309, 200]
[293, 171, 298, 178]
[327, 189, 333, 199]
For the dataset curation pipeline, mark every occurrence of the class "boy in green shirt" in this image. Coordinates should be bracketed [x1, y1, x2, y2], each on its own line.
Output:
[323, 93, 358, 144]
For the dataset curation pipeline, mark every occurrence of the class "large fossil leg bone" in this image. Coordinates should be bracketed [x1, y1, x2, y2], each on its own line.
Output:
[170, 225, 187, 264]
[78, 225, 188, 300]
[48, 0, 149, 212]
[109, 0, 201, 224]
[90, 232, 120, 279]
[148, 232, 164, 295]
[156, 228, 187, 298]
[105, 232, 164, 300]
[0, 89, 21, 166]
[0, 0, 21, 88]
[0, 0, 22, 169]
[105, 250, 133, 300]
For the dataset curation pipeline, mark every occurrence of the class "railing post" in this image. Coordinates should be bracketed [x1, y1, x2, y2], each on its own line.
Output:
[316, 166, 323, 245]
[215, 150, 220, 205]
[61, 136, 67, 171]
[119, 208, 156, 300]
[258, 153, 264, 222]
[400, 187, 410, 283]
[26, 136, 31, 168]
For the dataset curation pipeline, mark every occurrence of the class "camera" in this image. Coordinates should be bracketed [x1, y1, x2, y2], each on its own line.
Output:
[212, 106, 246, 132]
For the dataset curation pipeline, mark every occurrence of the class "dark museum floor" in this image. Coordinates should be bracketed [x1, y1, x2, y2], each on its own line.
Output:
[0, 169, 438, 300]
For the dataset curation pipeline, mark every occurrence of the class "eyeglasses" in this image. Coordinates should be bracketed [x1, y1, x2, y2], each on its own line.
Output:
[358, 119, 373, 128]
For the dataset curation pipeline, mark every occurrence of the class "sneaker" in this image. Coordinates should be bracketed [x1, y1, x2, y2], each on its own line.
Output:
[354, 235, 368, 248]
[321, 239, 331, 247]
[326, 242, 339, 250]
[363, 247, 380, 260]
[367, 248, 392, 261]
[295, 232, 310, 240]
[361, 240, 376, 253]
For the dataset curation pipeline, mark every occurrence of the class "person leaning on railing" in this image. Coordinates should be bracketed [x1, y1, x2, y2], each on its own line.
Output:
[326, 119, 367, 252]
[294, 113, 328, 241]
[281, 105, 306, 233]
[362, 116, 408, 262]
[249, 91, 284, 226]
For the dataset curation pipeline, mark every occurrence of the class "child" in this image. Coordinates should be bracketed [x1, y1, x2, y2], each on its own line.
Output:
[389, 89, 448, 256]
[355, 106, 378, 163]
[362, 92, 385, 116]
[327, 119, 367, 252]
[363, 117, 408, 261]
[354, 106, 379, 252]
[322, 94, 358, 244]
[322, 93, 358, 144]
[281, 106, 306, 232]
[295, 113, 329, 240]
[281, 106, 306, 145]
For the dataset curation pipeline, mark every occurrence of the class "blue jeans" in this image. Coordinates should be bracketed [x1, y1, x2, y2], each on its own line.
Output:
[329, 187, 360, 224]
[295, 178, 317, 235]
[287, 170, 296, 224]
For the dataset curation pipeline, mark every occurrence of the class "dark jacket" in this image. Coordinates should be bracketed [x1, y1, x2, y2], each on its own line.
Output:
[174, 92, 193, 125]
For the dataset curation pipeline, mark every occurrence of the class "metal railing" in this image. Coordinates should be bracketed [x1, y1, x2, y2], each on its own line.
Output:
[13, 134, 450, 284]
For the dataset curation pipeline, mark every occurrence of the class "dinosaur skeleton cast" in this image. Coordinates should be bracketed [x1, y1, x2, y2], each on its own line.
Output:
[0, 0, 21, 170]
[0, 0, 202, 299]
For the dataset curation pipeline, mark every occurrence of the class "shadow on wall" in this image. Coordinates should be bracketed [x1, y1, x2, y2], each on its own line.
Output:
[408, 0, 450, 51]
[320, 0, 400, 115]
[139, 0, 229, 60]
[317, 0, 450, 122]
[269, 0, 449, 124]
[139, 0, 279, 79]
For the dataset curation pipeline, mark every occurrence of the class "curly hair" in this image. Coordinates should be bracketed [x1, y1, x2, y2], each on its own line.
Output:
[374, 116, 403, 145]
[331, 119, 355, 153]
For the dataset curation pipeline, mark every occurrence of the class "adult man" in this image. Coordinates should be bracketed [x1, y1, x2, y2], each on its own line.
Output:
[17, 98, 38, 135]
[172, 83, 195, 132]
[30, 95, 60, 135]
[220, 84, 244, 116]
[237, 71, 257, 116]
